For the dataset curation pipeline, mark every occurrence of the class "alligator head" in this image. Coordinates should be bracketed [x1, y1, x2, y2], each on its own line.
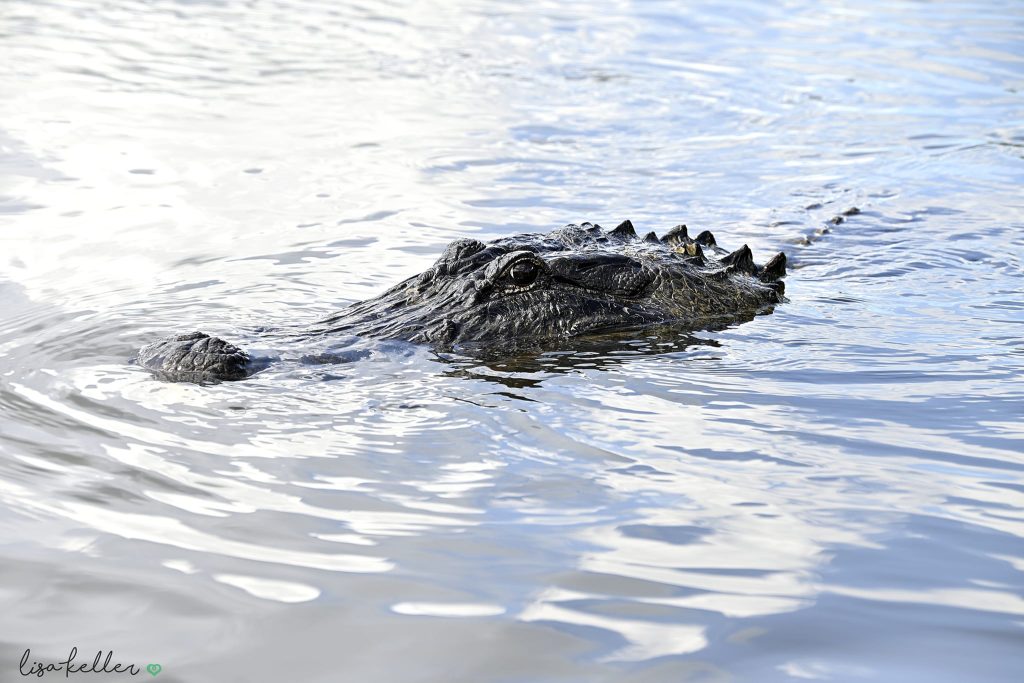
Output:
[314, 220, 787, 348]
[138, 220, 787, 382]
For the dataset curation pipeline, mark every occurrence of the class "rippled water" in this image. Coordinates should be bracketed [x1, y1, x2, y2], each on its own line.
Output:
[2, 1, 1023, 681]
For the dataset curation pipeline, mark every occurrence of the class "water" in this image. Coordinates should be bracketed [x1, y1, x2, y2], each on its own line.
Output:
[2, 1, 1023, 680]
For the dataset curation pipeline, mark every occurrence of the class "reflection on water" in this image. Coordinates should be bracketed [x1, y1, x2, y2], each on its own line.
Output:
[2, 0, 1023, 681]
[441, 325, 727, 385]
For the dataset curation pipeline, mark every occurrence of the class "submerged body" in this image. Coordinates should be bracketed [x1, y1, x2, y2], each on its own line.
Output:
[138, 220, 788, 382]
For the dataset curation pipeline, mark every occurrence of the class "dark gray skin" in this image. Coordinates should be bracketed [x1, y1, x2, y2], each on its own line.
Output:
[137, 220, 788, 382]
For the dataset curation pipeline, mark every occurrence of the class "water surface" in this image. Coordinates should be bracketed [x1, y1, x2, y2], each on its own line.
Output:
[1, 1, 1023, 681]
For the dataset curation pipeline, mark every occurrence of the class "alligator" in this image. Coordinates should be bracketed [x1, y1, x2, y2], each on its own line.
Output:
[137, 220, 789, 382]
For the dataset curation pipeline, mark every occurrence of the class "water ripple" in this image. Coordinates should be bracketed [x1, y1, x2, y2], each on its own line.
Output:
[1, 0, 1023, 680]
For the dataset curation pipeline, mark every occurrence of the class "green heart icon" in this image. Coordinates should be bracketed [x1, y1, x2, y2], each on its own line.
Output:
[146, 664, 162, 677]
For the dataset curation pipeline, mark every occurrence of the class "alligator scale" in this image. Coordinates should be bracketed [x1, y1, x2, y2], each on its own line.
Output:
[138, 220, 788, 382]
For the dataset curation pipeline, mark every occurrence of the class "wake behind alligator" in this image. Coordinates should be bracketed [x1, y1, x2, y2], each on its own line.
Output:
[138, 219, 793, 382]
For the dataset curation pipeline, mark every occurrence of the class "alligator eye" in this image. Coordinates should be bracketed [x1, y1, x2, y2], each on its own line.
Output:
[509, 260, 539, 287]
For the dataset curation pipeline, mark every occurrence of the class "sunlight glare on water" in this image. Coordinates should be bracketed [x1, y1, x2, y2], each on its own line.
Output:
[1, 0, 1023, 681]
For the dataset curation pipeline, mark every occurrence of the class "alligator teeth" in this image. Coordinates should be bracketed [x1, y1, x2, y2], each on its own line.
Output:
[610, 220, 636, 240]
[721, 244, 757, 275]
[759, 252, 787, 281]
[661, 224, 689, 245]
[694, 230, 716, 246]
